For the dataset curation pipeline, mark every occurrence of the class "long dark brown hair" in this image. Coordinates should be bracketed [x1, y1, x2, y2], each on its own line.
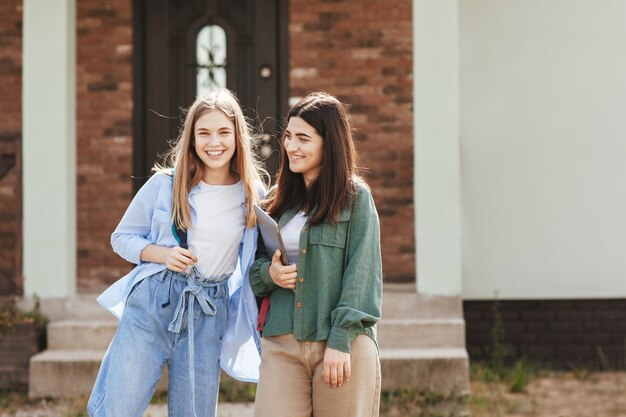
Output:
[267, 92, 362, 225]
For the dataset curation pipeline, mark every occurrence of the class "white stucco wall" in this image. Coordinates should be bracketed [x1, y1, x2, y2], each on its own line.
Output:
[413, 0, 462, 296]
[460, 0, 626, 299]
[23, 0, 76, 297]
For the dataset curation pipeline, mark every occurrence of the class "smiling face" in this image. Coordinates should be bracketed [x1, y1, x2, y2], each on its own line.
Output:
[283, 116, 324, 187]
[193, 110, 237, 183]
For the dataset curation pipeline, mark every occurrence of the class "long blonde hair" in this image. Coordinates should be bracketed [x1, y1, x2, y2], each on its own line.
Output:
[155, 89, 266, 229]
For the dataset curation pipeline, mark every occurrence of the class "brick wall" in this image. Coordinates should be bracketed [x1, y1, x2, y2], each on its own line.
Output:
[465, 300, 626, 369]
[76, 0, 134, 291]
[289, 0, 415, 282]
[0, 323, 44, 388]
[0, 0, 23, 295]
[3, 0, 415, 293]
[0, 0, 134, 294]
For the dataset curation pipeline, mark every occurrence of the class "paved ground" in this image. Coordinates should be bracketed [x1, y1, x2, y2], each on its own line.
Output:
[3, 371, 626, 416]
[144, 403, 254, 417]
[0, 402, 254, 417]
[469, 371, 626, 417]
[509, 371, 626, 417]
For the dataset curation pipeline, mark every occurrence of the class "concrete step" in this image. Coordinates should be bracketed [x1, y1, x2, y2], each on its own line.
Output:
[29, 349, 167, 398]
[30, 347, 469, 398]
[48, 318, 466, 350]
[382, 285, 463, 319]
[376, 318, 466, 349]
[48, 320, 117, 350]
[28, 288, 470, 398]
[379, 347, 469, 395]
[19, 293, 113, 321]
[29, 350, 105, 397]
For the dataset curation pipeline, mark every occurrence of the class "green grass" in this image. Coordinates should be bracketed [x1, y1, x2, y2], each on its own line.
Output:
[507, 359, 536, 393]
[471, 358, 537, 394]
[380, 388, 467, 417]
[0, 387, 89, 416]
[0, 362, 536, 417]
[218, 378, 257, 403]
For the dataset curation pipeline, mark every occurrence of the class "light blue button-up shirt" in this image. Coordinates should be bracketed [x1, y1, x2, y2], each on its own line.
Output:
[97, 172, 263, 382]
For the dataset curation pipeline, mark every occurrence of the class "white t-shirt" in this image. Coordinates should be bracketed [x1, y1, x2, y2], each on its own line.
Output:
[280, 211, 308, 267]
[188, 181, 245, 278]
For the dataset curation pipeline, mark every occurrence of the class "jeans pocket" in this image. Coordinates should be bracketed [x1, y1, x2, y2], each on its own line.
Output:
[125, 277, 149, 307]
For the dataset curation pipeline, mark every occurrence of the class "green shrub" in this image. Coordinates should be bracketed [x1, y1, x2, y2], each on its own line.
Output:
[507, 359, 536, 393]
[0, 295, 48, 337]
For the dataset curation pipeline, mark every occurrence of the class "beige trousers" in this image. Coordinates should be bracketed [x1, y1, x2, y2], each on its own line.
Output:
[254, 334, 381, 417]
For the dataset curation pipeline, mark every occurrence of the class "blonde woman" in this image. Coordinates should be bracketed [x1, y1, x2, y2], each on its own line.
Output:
[88, 89, 266, 417]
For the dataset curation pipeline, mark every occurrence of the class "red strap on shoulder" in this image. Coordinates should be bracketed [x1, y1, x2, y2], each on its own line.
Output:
[256, 296, 271, 332]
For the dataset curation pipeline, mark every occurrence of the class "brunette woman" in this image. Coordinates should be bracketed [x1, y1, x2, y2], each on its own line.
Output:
[250, 92, 382, 417]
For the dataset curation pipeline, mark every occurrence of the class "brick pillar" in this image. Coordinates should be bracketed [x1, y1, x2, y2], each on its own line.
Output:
[76, 0, 134, 292]
[289, 0, 415, 282]
[0, 0, 23, 295]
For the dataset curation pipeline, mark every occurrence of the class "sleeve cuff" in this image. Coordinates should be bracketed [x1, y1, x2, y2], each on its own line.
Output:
[326, 326, 358, 354]
[131, 240, 153, 265]
[260, 261, 279, 291]
[112, 237, 153, 265]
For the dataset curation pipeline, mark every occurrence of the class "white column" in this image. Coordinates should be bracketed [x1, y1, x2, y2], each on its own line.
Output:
[23, 0, 76, 297]
[413, 0, 462, 296]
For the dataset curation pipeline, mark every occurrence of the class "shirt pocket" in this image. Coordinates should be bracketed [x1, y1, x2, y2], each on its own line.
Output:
[150, 208, 172, 242]
[309, 220, 349, 248]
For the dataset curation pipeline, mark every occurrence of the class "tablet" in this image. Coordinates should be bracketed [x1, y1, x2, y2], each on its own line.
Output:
[254, 205, 289, 265]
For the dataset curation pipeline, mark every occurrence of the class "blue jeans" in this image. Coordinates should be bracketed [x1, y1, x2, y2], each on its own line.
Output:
[88, 269, 230, 417]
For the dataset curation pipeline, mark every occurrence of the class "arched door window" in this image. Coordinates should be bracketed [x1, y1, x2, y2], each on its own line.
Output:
[196, 25, 227, 95]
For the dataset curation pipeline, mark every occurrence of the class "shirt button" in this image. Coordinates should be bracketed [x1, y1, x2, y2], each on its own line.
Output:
[296, 302, 302, 308]
[301, 248, 307, 254]
[298, 277, 304, 283]
[302, 226, 308, 232]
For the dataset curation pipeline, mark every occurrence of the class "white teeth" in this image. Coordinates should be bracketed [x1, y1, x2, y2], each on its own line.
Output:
[206, 151, 224, 156]
[290, 155, 304, 160]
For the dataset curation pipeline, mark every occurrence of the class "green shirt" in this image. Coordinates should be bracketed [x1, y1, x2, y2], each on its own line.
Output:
[249, 182, 383, 353]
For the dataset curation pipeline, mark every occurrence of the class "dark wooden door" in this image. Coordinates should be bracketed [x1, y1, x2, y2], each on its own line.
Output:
[132, 0, 288, 187]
